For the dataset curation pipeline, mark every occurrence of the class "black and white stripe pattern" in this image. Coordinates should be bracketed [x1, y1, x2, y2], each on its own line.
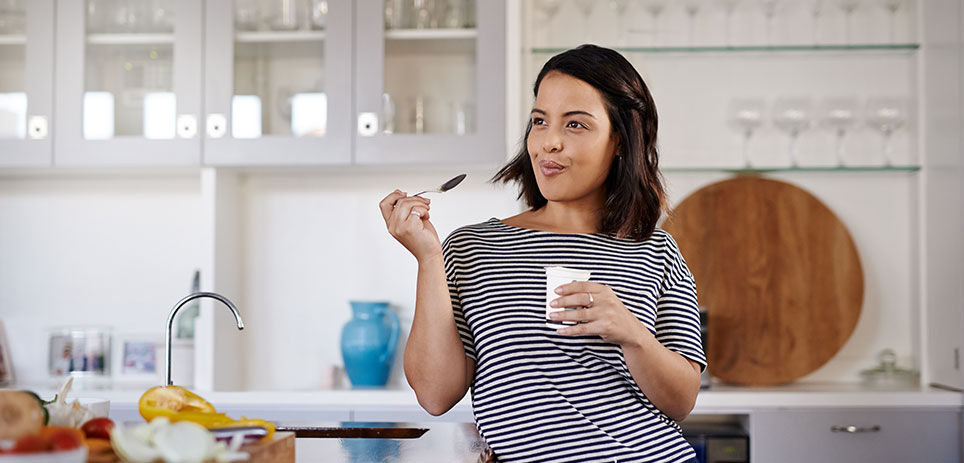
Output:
[442, 219, 706, 463]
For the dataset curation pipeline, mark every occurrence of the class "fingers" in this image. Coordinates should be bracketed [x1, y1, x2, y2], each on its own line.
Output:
[381, 191, 431, 227]
[553, 280, 599, 296]
[548, 306, 594, 324]
[379, 190, 407, 222]
[549, 292, 594, 310]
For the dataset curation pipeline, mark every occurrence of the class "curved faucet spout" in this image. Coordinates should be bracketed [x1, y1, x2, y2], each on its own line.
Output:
[166, 291, 244, 386]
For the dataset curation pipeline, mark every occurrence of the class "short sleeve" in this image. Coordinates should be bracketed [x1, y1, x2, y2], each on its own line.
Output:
[442, 232, 477, 361]
[654, 232, 707, 372]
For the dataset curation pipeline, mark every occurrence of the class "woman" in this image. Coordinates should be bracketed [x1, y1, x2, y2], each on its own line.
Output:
[379, 45, 705, 463]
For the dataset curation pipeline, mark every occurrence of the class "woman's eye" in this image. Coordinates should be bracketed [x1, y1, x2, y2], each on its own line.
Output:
[532, 117, 546, 126]
[566, 121, 586, 129]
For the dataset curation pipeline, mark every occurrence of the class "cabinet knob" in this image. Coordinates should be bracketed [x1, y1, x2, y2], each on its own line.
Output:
[207, 114, 227, 139]
[831, 425, 881, 433]
[358, 112, 378, 137]
[177, 115, 198, 139]
[28, 116, 48, 140]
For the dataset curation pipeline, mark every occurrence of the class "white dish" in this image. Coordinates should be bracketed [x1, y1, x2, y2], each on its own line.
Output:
[0, 447, 86, 463]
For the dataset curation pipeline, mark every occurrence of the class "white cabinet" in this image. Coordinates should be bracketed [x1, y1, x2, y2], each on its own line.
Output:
[0, 0, 54, 167]
[751, 408, 961, 462]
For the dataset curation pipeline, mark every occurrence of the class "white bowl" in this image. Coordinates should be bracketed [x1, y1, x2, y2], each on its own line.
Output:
[0, 447, 86, 463]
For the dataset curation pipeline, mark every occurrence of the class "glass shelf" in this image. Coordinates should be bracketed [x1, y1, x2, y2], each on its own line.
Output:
[531, 43, 920, 55]
[663, 165, 921, 174]
[235, 30, 326, 43]
[86, 33, 175, 45]
[0, 35, 26, 46]
[385, 28, 476, 40]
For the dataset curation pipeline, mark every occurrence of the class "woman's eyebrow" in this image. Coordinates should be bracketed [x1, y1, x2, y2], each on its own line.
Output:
[530, 108, 597, 119]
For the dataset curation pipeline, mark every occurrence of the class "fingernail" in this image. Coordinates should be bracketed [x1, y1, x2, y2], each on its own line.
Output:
[557, 328, 569, 335]
[554, 287, 563, 294]
[549, 312, 558, 319]
[550, 300, 559, 307]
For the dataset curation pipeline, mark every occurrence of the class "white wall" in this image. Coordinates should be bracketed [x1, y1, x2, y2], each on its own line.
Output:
[0, 172, 204, 385]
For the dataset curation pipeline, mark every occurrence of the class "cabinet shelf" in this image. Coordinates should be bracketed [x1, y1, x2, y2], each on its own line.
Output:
[663, 165, 921, 174]
[86, 33, 175, 45]
[0, 34, 25, 45]
[235, 30, 326, 43]
[532, 43, 920, 55]
[385, 28, 476, 40]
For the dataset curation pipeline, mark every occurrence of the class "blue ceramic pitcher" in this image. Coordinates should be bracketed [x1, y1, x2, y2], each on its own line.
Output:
[340, 301, 400, 387]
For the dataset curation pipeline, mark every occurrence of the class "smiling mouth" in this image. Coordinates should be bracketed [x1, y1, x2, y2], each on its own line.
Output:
[538, 160, 566, 177]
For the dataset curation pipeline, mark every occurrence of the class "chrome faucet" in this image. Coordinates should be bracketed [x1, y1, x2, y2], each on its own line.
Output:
[165, 292, 244, 386]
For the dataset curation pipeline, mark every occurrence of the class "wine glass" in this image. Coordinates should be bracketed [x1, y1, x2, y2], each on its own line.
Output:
[819, 97, 858, 166]
[836, 0, 860, 44]
[636, 0, 667, 46]
[865, 97, 906, 166]
[608, 0, 630, 46]
[772, 97, 813, 167]
[760, 0, 779, 46]
[534, 0, 563, 46]
[879, 0, 902, 43]
[717, 0, 740, 46]
[572, 0, 596, 44]
[806, 0, 824, 44]
[681, 0, 707, 45]
[727, 98, 766, 167]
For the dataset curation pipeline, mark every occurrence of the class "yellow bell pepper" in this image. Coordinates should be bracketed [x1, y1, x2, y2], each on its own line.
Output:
[138, 386, 274, 440]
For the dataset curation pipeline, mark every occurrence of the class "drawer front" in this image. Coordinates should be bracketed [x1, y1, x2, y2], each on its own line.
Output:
[751, 408, 961, 463]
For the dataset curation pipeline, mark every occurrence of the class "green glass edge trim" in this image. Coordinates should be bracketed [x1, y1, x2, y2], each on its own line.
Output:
[663, 166, 921, 173]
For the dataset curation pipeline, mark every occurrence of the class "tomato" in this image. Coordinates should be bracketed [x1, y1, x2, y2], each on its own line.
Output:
[10, 434, 47, 453]
[40, 426, 84, 451]
[80, 417, 115, 440]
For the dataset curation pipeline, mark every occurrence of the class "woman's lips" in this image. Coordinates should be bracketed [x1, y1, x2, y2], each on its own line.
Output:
[539, 160, 566, 177]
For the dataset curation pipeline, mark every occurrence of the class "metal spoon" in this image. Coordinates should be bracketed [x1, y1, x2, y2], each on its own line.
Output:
[414, 173, 467, 196]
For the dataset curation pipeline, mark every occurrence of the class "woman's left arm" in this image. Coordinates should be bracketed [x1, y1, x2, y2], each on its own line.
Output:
[549, 282, 702, 421]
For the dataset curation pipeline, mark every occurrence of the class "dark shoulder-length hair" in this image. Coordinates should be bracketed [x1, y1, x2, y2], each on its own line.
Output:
[492, 44, 665, 241]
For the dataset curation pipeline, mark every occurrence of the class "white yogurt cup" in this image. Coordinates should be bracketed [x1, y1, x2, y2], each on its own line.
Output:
[545, 266, 591, 330]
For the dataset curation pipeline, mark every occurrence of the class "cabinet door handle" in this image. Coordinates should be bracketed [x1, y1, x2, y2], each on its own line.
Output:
[831, 425, 881, 433]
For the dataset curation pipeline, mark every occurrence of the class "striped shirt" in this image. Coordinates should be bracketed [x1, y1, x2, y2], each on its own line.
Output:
[442, 218, 706, 463]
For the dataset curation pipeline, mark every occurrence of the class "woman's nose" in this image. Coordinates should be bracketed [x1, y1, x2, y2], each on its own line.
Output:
[542, 131, 562, 153]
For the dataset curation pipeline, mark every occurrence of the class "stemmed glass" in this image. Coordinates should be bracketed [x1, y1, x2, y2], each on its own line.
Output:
[636, 0, 668, 46]
[727, 98, 766, 167]
[819, 97, 858, 166]
[836, 0, 860, 44]
[681, 0, 706, 46]
[760, 0, 779, 46]
[572, 0, 596, 44]
[865, 97, 906, 166]
[879, 0, 902, 43]
[608, 0, 630, 46]
[772, 98, 813, 167]
[534, 0, 563, 47]
[717, 0, 741, 46]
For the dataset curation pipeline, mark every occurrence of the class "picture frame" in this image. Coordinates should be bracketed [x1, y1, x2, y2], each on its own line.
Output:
[0, 321, 13, 386]
[112, 334, 164, 385]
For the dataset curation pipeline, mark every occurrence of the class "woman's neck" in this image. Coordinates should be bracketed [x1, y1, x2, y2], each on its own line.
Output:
[506, 201, 603, 234]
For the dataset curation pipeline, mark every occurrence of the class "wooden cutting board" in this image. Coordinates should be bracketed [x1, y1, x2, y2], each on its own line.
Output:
[241, 432, 294, 463]
[662, 176, 863, 386]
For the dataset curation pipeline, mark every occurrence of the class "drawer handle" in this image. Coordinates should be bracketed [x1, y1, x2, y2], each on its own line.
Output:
[831, 425, 881, 433]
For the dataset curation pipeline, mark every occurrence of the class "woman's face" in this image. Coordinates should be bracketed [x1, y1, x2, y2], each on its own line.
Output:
[527, 71, 618, 205]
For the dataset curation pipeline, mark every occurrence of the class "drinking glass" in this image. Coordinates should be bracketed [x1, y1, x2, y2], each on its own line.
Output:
[717, 0, 740, 46]
[772, 97, 813, 167]
[681, 0, 706, 45]
[865, 97, 906, 166]
[269, 0, 302, 31]
[727, 98, 766, 167]
[384, 0, 404, 29]
[310, 0, 328, 30]
[836, 0, 860, 44]
[534, 0, 563, 46]
[819, 97, 858, 166]
[410, 0, 437, 29]
[235, 0, 261, 31]
[608, 0, 630, 46]
[636, 0, 667, 46]
[572, 0, 595, 43]
[879, 0, 901, 43]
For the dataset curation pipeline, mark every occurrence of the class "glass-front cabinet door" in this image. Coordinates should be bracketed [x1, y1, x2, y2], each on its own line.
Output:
[54, 0, 202, 166]
[203, 0, 352, 165]
[354, 0, 505, 164]
[0, 0, 53, 167]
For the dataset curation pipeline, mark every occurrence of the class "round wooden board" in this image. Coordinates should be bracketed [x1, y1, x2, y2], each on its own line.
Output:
[662, 176, 863, 386]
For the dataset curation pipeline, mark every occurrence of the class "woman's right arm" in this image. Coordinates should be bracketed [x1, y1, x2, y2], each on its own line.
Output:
[379, 190, 475, 416]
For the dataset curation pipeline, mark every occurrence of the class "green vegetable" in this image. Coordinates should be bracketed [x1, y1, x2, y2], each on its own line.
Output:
[21, 390, 50, 425]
